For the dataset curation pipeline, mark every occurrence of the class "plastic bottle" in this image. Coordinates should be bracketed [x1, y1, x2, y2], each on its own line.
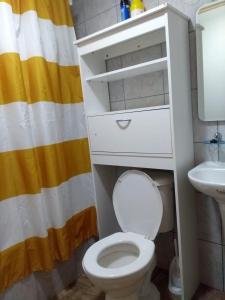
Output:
[120, 0, 130, 21]
[130, 0, 145, 17]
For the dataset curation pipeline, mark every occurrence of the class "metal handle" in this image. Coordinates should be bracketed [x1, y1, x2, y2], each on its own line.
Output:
[116, 119, 131, 129]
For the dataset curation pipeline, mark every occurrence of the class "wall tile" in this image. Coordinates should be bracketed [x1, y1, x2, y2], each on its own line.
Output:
[198, 240, 223, 291]
[218, 122, 225, 139]
[144, 0, 159, 10]
[194, 143, 218, 165]
[110, 100, 125, 111]
[84, 0, 116, 20]
[125, 95, 164, 109]
[122, 45, 162, 67]
[75, 22, 86, 39]
[192, 89, 217, 143]
[163, 70, 168, 94]
[219, 145, 225, 163]
[108, 81, 125, 102]
[86, 7, 117, 36]
[164, 93, 169, 105]
[115, 4, 121, 23]
[218, 122, 225, 162]
[106, 57, 125, 102]
[196, 192, 222, 244]
[72, 0, 86, 25]
[106, 56, 122, 71]
[124, 71, 164, 100]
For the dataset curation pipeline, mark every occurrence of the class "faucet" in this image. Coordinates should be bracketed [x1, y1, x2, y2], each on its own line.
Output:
[210, 132, 223, 144]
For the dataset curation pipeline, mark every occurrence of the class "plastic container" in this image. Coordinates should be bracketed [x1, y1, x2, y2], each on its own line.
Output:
[130, 0, 144, 17]
[120, 0, 130, 21]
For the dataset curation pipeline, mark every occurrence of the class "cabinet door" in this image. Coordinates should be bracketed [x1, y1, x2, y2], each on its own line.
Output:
[88, 108, 173, 156]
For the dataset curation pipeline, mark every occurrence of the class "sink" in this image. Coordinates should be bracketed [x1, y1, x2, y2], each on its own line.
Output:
[188, 161, 225, 240]
[188, 161, 225, 202]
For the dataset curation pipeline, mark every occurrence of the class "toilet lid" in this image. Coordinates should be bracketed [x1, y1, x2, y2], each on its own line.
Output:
[113, 170, 163, 240]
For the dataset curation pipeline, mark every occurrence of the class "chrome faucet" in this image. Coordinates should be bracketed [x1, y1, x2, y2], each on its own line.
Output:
[210, 132, 223, 144]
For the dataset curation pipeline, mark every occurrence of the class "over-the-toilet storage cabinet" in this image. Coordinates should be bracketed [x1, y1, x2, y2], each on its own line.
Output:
[75, 4, 198, 299]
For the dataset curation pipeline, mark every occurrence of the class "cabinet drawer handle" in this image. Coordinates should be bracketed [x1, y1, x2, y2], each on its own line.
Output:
[116, 119, 132, 129]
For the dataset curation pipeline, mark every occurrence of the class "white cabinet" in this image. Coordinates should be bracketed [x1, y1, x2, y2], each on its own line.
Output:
[88, 107, 172, 156]
[76, 4, 198, 300]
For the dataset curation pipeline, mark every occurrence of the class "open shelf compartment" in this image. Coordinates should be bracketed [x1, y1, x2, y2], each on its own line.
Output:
[86, 57, 167, 82]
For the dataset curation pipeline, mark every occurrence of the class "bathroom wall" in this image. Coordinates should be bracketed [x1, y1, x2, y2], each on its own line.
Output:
[72, 0, 225, 291]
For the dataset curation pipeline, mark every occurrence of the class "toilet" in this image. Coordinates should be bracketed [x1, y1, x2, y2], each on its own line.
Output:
[82, 170, 174, 300]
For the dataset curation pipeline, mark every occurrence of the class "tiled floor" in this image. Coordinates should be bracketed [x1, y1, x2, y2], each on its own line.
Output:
[55, 271, 225, 300]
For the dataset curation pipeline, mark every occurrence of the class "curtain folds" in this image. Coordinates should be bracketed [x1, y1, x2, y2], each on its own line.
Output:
[0, 0, 97, 293]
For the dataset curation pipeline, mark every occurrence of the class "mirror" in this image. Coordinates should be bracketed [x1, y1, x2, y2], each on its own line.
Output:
[196, 0, 225, 121]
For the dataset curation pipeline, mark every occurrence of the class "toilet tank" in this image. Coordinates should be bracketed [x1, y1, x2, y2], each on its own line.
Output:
[146, 170, 174, 233]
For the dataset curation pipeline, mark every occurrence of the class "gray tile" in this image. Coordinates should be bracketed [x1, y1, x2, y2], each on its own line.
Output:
[143, 0, 159, 10]
[125, 95, 164, 109]
[124, 71, 164, 100]
[218, 121, 225, 162]
[161, 42, 167, 57]
[106, 56, 122, 71]
[164, 93, 169, 105]
[122, 45, 162, 68]
[155, 231, 175, 271]
[218, 122, 225, 140]
[108, 81, 125, 102]
[194, 142, 218, 165]
[219, 145, 225, 163]
[84, 0, 116, 20]
[110, 100, 125, 111]
[218, 122, 225, 162]
[72, 0, 86, 25]
[163, 70, 168, 94]
[196, 192, 222, 244]
[189, 31, 197, 90]
[115, 4, 121, 23]
[192, 90, 217, 143]
[107, 57, 124, 102]
[198, 240, 223, 290]
[75, 22, 86, 39]
[85, 7, 117, 35]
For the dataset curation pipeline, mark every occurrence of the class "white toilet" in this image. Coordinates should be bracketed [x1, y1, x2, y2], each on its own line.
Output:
[83, 170, 174, 300]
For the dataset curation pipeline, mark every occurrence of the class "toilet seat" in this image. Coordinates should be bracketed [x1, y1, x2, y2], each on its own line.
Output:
[113, 170, 163, 240]
[83, 232, 155, 280]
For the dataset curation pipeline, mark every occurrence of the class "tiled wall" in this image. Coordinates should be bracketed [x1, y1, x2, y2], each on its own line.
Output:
[72, 0, 225, 291]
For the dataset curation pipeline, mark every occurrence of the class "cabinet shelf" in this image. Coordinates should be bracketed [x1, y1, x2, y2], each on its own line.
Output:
[86, 57, 167, 83]
[87, 104, 170, 118]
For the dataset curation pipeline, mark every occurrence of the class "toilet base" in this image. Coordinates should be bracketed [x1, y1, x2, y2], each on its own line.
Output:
[105, 282, 160, 300]
[105, 293, 139, 300]
[140, 282, 160, 300]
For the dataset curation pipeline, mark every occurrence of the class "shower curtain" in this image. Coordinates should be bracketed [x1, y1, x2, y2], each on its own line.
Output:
[0, 0, 97, 294]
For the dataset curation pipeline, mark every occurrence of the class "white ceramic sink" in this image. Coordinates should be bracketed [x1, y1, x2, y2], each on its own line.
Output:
[188, 161, 225, 202]
[188, 161, 225, 240]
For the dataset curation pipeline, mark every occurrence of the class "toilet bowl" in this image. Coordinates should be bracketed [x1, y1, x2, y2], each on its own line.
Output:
[83, 170, 174, 300]
[83, 232, 156, 300]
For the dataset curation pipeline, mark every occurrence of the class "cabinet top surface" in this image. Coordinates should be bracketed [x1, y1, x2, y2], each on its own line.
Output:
[74, 3, 188, 48]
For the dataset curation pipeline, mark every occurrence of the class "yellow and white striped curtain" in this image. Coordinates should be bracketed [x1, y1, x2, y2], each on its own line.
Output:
[0, 0, 97, 293]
